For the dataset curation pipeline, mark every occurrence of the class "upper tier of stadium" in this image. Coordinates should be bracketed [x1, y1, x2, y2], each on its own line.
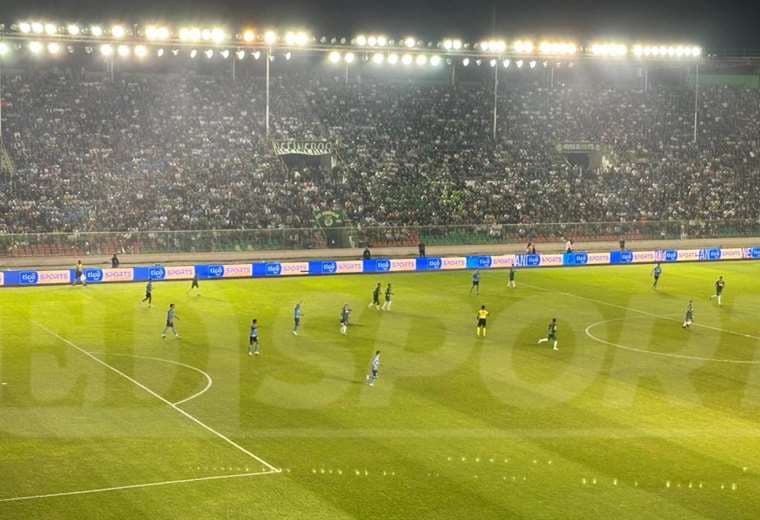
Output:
[0, 57, 758, 235]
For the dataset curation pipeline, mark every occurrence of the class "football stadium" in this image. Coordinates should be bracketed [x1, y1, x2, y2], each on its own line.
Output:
[1, 5, 760, 519]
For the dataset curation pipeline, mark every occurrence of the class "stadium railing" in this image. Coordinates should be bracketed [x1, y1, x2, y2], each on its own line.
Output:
[2, 220, 760, 257]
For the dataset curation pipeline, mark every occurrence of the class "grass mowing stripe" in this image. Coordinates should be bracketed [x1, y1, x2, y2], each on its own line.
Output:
[32, 321, 282, 473]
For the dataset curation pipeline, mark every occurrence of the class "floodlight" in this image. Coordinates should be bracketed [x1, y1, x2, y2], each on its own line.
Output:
[205, 49, 214, 59]
[117, 45, 130, 57]
[112, 25, 126, 38]
[19, 22, 32, 33]
[252, 51, 261, 60]
[264, 31, 277, 45]
[146, 25, 169, 41]
[211, 28, 226, 43]
[47, 42, 61, 54]
[344, 52, 355, 63]
[179, 27, 201, 41]
[157, 48, 165, 57]
[243, 30, 255, 42]
[99, 44, 113, 56]
[516, 59, 523, 68]
[190, 49, 198, 58]
[462, 58, 470, 66]
[529, 60, 536, 68]
[492, 40, 506, 53]
[135, 45, 147, 57]
[416, 54, 427, 65]
[503, 59, 510, 68]
[692, 46, 701, 57]
[285, 51, 292, 60]
[356, 34, 367, 46]
[513, 40, 534, 53]
[480, 41, 490, 51]
[45, 23, 57, 36]
[443, 39, 453, 50]
[377, 35, 387, 46]
[171, 49, 179, 56]
[29, 41, 43, 54]
[90, 26, 103, 37]
[0, 42, 8, 56]
[220, 49, 229, 59]
[453, 39, 462, 50]
[328, 50, 342, 63]
[401, 53, 413, 65]
[236, 50, 245, 60]
[475, 59, 482, 66]
[372, 52, 384, 64]
[368, 36, 377, 46]
[430, 55, 441, 66]
[387, 53, 399, 65]
[67, 24, 80, 36]
[31, 22, 44, 34]
[489, 59, 496, 67]
[404, 37, 416, 48]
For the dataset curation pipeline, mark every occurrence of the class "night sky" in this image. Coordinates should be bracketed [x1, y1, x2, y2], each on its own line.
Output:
[5, 0, 760, 52]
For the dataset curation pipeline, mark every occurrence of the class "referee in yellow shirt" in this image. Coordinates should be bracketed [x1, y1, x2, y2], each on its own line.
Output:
[476, 305, 489, 337]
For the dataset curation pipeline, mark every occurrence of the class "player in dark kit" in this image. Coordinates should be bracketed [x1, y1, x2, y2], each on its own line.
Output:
[141, 279, 153, 306]
[381, 283, 393, 311]
[710, 276, 725, 306]
[682, 301, 694, 328]
[188, 272, 200, 295]
[508, 266, 516, 289]
[537, 318, 559, 351]
[369, 283, 382, 310]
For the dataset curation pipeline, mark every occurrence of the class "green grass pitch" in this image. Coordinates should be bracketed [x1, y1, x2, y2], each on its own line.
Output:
[1, 262, 760, 519]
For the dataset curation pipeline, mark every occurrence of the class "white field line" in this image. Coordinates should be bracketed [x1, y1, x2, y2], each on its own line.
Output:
[33, 322, 281, 473]
[90, 352, 213, 406]
[585, 319, 760, 365]
[521, 282, 760, 341]
[0, 471, 272, 504]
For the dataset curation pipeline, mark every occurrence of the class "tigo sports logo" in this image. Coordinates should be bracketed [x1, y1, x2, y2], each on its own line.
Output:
[18, 271, 39, 285]
[148, 266, 166, 280]
[207, 265, 225, 278]
[84, 269, 104, 283]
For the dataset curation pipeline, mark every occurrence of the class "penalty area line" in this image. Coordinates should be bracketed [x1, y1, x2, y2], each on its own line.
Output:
[0, 471, 274, 504]
[33, 322, 281, 474]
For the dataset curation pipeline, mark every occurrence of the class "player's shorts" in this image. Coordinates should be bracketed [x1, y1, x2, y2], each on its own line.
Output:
[371, 369, 378, 377]
[716, 289, 723, 295]
[145, 292, 152, 298]
[249, 336, 258, 344]
[373, 297, 380, 305]
[192, 280, 199, 288]
[294, 318, 300, 326]
[166, 320, 174, 327]
[472, 281, 480, 286]
[478, 318, 487, 327]
[548, 333, 557, 341]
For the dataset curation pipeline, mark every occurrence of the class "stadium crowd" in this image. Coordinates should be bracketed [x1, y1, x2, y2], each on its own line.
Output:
[1, 67, 759, 237]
